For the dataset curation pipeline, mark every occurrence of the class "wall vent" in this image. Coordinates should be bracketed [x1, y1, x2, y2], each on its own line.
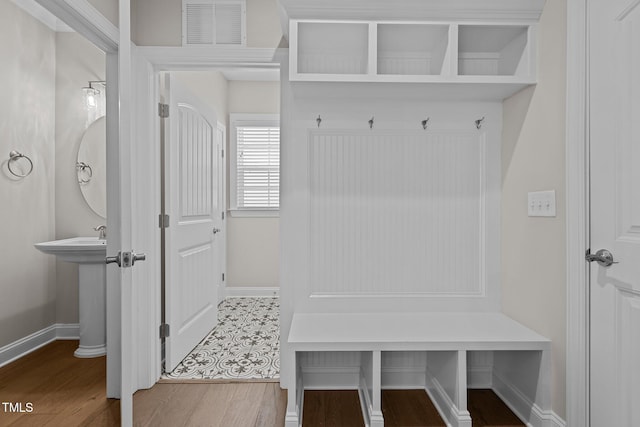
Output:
[183, 0, 246, 46]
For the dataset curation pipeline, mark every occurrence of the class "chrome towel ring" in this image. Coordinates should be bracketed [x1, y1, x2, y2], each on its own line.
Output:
[76, 161, 93, 184]
[8, 151, 33, 178]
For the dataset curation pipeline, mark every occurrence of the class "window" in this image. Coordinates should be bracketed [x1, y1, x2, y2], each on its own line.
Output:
[230, 114, 280, 216]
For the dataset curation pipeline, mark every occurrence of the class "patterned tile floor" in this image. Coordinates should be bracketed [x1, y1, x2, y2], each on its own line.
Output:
[163, 297, 280, 380]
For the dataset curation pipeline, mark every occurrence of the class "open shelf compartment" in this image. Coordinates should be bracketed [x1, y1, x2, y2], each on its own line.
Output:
[297, 22, 369, 75]
[458, 25, 530, 76]
[377, 23, 449, 76]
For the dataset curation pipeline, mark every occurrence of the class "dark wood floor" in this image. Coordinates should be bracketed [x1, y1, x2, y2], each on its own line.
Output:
[0, 341, 523, 427]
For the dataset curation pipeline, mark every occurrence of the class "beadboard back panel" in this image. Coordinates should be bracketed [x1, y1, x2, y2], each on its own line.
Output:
[308, 130, 485, 297]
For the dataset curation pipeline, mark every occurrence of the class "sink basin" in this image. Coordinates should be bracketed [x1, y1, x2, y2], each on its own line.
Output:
[35, 237, 106, 263]
[34, 237, 107, 358]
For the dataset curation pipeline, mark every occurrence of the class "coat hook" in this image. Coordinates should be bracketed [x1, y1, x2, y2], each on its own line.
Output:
[475, 116, 485, 130]
[421, 117, 430, 130]
[368, 116, 374, 129]
[316, 115, 322, 128]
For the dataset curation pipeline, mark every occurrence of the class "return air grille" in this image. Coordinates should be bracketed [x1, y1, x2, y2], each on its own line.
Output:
[183, 0, 245, 46]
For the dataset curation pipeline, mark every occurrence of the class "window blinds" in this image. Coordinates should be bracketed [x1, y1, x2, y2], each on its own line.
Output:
[236, 126, 280, 209]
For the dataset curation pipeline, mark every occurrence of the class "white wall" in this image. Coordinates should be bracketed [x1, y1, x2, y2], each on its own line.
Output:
[0, 1, 56, 347]
[501, 0, 567, 419]
[54, 32, 106, 324]
[131, 0, 282, 47]
[227, 80, 280, 287]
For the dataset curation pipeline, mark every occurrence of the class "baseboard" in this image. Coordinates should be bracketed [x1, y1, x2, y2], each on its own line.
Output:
[493, 372, 566, 427]
[0, 323, 80, 368]
[300, 366, 360, 389]
[425, 368, 472, 427]
[223, 286, 279, 298]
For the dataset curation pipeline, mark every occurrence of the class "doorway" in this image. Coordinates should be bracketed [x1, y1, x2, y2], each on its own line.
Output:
[156, 69, 281, 381]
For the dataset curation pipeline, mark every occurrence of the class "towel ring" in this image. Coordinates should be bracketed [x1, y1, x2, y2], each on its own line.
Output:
[76, 161, 93, 184]
[8, 151, 33, 178]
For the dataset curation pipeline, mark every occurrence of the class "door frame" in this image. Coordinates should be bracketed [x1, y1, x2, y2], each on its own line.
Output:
[566, 0, 589, 425]
[34, 0, 123, 397]
[135, 46, 279, 382]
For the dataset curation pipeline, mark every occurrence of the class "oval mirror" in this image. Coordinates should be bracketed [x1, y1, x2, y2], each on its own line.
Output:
[77, 116, 106, 218]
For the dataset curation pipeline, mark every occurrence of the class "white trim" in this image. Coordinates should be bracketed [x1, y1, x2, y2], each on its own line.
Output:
[0, 324, 80, 368]
[493, 372, 566, 427]
[34, 0, 118, 52]
[223, 286, 280, 298]
[137, 47, 278, 69]
[228, 209, 279, 217]
[565, 0, 589, 426]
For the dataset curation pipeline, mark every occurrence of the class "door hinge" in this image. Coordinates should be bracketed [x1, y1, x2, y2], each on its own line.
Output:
[222, 273, 225, 282]
[221, 149, 224, 158]
[158, 103, 169, 118]
[159, 214, 170, 228]
[159, 323, 170, 339]
[221, 212, 225, 220]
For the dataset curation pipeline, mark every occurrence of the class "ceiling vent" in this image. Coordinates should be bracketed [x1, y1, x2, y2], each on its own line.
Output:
[183, 0, 246, 46]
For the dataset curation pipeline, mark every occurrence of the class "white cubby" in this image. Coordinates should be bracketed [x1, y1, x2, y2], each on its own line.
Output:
[377, 24, 449, 76]
[297, 22, 369, 75]
[288, 20, 537, 97]
[457, 25, 529, 76]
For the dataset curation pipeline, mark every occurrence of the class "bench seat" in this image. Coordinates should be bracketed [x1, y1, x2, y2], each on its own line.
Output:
[285, 312, 551, 427]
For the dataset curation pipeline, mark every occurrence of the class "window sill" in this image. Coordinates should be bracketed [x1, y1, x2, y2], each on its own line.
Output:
[228, 210, 280, 218]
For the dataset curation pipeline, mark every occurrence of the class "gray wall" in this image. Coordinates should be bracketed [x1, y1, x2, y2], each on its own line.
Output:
[0, 1, 57, 348]
[54, 32, 106, 324]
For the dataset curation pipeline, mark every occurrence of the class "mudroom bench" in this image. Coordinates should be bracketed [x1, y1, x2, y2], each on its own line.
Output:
[284, 312, 551, 427]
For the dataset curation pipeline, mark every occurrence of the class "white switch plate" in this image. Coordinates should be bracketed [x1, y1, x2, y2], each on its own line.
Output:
[528, 190, 556, 217]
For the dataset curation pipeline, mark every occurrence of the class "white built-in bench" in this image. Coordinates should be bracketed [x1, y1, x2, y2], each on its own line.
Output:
[285, 312, 551, 427]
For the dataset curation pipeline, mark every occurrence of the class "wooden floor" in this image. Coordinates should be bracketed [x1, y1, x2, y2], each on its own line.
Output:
[0, 341, 523, 427]
[0, 341, 118, 427]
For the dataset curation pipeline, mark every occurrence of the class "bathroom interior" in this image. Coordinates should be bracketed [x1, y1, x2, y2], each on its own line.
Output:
[0, 0, 569, 425]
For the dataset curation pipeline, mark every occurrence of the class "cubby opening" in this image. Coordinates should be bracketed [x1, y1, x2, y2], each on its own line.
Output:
[382, 389, 445, 426]
[458, 25, 529, 76]
[302, 390, 366, 427]
[297, 22, 369, 75]
[377, 24, 449, 75]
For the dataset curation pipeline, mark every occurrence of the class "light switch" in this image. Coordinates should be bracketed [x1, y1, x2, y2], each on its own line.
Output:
[528, 190, 556, 217]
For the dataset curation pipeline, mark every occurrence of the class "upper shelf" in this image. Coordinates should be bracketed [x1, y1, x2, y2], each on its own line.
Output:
[288, 20, 537, 97]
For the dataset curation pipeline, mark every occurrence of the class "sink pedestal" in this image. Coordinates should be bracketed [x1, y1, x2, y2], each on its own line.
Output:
[35, 237, 108, 358]
[76, 262, 107, 358]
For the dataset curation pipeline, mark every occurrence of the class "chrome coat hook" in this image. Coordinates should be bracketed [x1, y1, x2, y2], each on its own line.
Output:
[421, 117, 430, 130]
[8, 151, 33, 178]
[475, 116, 485, 130]
[316, 115, 322, 128]
[368, 116, 374, 129]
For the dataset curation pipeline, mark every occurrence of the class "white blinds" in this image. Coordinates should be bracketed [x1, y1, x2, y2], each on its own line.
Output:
[236, 126, 280, 209]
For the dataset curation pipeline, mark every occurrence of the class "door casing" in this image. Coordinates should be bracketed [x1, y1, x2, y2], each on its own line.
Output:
[566, 0, 590, 425]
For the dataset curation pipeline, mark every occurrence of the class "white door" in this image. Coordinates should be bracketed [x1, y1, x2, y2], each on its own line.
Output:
[589, 0, 640, 425]
[164, 74, 223, 372]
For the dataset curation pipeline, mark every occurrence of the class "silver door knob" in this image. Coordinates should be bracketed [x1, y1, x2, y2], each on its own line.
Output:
[586, 249, 618, 267]
[213, 228, 221, 234]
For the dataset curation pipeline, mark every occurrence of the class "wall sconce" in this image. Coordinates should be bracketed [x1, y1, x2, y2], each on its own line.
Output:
[82, 80, 106, 126]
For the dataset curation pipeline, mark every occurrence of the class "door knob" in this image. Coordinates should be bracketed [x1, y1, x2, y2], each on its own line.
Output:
[213, 228, 221, 234]
[106, 251, 146, 268]
[586, 249, 618, 267]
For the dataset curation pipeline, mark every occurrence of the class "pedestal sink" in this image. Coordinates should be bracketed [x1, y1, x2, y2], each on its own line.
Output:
[35, 237, 107, 358]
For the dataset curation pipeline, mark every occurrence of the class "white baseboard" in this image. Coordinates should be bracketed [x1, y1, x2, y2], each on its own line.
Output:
[425, 368, 472, 427]
[223, 286, 279, 298]
[493, 372, 566, 427]
[0, 323, 80, 368]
